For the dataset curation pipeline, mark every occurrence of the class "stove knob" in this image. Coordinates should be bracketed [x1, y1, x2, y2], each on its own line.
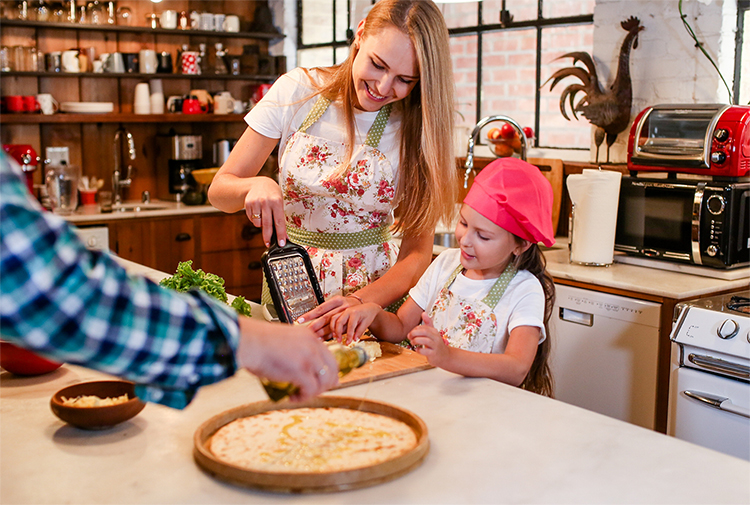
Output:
[706, 194, 725, 215]
[717, 319, 740, 340]
[706, 245, 718, 257]
[711, 151, 726, 164]
[713, 129, 729, 142]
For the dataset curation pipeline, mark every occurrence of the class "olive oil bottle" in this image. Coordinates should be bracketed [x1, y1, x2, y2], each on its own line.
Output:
[261, 344, 369, 401]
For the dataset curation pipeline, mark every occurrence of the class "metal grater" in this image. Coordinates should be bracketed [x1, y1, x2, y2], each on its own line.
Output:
[261, 232, 325, 323]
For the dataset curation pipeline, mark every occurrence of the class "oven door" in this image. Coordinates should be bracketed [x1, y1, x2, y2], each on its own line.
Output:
[615, 179, 696, 263]
[668, 363, 750, 461]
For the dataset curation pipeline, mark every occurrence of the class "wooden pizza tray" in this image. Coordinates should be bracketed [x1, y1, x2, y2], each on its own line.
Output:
[193, 396, 429, 493]
[335, 341, 433, 389]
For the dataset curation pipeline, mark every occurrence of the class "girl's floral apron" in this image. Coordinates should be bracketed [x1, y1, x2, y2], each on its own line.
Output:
[261, 96, 399, 303]
[427, 263, 518, 353]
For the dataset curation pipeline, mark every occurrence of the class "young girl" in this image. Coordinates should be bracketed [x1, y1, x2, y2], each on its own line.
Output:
[330, 158, 556, 396]
[208, 0, 457, 322]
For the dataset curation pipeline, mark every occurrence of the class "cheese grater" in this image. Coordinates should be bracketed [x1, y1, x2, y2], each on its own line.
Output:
[261, 231, 325, 323]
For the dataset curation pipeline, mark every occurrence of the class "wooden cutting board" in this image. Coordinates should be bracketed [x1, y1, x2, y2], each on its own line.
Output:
[334, 341, 433, 389]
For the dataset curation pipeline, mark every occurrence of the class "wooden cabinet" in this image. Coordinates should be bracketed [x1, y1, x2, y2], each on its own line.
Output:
[197, 212, 264, 301]
[109, 214, 195, 275]
[103, 211, 264, 301]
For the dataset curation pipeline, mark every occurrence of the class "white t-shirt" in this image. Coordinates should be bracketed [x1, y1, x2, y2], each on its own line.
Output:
[409, 248, 547, 354]
[245, 67, 403, 183]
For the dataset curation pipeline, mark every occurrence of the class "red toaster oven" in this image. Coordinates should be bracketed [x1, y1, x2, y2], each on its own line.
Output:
[627, 104, 750, 178]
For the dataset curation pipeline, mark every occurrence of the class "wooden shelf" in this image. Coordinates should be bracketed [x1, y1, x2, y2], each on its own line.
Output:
[0, 19, 282, 40]
[1, 71, 277, 81]
[0, 113, 248, 124]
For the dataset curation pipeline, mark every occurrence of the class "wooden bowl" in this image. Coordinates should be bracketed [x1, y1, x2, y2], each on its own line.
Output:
[191, 167, 219, 185]
[0, 341, 62, 376]
[194, 396, 429, 493]
[50, 380, 146, 430]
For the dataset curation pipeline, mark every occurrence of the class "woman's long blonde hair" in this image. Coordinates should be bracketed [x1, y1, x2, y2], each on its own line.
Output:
[315, 0, 458, 237]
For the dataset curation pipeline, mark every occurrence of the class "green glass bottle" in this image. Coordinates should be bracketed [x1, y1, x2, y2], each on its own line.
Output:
[261, 344, 369, 401]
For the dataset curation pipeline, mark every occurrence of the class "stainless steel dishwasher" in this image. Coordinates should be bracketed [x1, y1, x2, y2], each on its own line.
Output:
[549, 284, 661, 429]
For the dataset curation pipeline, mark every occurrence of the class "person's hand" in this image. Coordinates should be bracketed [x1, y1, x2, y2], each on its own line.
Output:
[236, 317, 339, 401]
[243, 176, 287, 248]
[298, 295, 361, 339]
[408, 312, 452, 368]
[329, 303, 381, 345]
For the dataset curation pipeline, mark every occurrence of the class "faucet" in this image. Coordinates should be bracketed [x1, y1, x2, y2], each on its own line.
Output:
[113, 126, 136, 205]
[463, 115, 528, 188]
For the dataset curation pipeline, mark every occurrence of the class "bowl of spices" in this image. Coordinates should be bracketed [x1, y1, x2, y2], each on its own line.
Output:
[50, 380, 146, 430]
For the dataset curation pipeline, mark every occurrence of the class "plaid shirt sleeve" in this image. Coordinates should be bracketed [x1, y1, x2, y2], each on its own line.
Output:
[0, 154, 240, 409]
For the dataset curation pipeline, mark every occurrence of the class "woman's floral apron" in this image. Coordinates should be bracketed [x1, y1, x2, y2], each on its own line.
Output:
[261, 96, 399, 303]
[427, 263, 518, 353]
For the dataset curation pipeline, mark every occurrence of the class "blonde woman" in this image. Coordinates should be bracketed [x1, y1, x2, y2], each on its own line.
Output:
[209, 0, 457, 332]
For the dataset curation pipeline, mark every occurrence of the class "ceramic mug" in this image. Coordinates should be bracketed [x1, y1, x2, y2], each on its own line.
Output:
[199, 12, 214, 31]
[138, 49, 157, 74]
[3, 95, 24, 113]
[180, 51, 199, 75]
[36, 93, 59, 115]
[223, 14, 240, 32]
[159, 9, 177, 29]
[213, 92, 235, 115]
[213, 13, 226, 32]
[182, 97, 205, 114]
[166, 95, 183, 113]
[103, 52, 125, 73]
[133, 82, 151, 114]
[61, 49, 80, 73]
[22, 95, 40, 113]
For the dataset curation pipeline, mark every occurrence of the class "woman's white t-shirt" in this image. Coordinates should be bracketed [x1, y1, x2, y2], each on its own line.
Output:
[244, 67, 403, 183]
[408, 248, 547, 354]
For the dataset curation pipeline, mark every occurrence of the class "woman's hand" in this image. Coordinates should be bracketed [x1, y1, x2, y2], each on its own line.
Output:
[408, 312, 452, 368]
[244, 176, 287, 248]
[329, 302, 381, 345]
[236, 317, 339, 401]
[299, 296, 361, 339]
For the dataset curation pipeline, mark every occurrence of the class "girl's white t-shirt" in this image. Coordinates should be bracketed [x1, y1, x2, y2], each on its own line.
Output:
[244, 67, 403, 181]
[408, 248, 547, 354]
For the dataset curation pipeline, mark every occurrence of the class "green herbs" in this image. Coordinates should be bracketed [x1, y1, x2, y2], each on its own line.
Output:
[160, 261, 253, 316]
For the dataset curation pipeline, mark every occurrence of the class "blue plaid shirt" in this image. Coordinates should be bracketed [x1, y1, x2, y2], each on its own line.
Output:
[0, 154, 240, 408]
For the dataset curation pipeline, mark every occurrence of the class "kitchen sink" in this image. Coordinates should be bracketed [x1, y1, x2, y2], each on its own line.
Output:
[113, 203, 168, 212]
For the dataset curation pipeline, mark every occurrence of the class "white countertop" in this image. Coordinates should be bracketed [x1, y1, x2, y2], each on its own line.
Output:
[2, 364, 749, 504]
[3, 259, 750, 503]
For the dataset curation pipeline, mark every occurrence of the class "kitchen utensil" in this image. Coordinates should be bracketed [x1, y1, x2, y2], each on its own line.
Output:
[149, 78, 164, 114]
[213, 92, 235, 114]
[80, 189, 97, 206]
[159, 9, 177, 29]
[181, 51, 199, 74]
[50, 380, 146, 430]
[61, 49, 80, 72]
[0, 341, 62, 375]
[190, 167, 219, 186]
[223, 14, 240, 32]
[181, 97, 204, 114]
[193, 396, 429, 493]
[167, 95, 183, 113]
[3, 144, 39, 194]
[213, 138, 235, 165]
[261, 232, 325, 323]
[122, 52, 138, 73]
[156, 51, 173, 73]
[22, 95, 39, 113]
[566, 169, 622, 266]
[3, 95, 24, 113]
[138, 49, 157, 74]
[213, 13, 226, 32]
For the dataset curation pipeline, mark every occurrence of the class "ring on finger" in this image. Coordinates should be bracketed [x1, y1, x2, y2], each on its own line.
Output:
[251, 212, 261, 220]
[318, 366, 328, 377]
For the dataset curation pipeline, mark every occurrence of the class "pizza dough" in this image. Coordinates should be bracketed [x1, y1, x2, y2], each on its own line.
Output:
[209, 407, 417, 473]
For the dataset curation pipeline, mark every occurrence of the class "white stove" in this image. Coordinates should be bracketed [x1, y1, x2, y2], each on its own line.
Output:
[668, 290, 750, 460]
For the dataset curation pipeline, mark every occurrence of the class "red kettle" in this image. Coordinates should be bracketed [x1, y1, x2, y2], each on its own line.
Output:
[3, 144, 39, 194]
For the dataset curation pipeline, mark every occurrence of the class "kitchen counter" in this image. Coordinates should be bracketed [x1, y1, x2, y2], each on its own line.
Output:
[2, 259, 749, 504]
[65, 200, 222, 224]
[2, 364, 749, 504]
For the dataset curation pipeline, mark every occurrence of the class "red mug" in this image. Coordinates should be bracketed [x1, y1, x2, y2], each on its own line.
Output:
[3, 95, 24, 113]
[182, 97, 205, 114]
[22, 96, 40, 113]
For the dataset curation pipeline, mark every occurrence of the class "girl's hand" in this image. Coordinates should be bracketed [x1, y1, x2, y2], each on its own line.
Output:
[299, 296, 361, 340]
[244, 176, 287, 248]
[329, 303, 381, 345]
[408, 313, 452, 368]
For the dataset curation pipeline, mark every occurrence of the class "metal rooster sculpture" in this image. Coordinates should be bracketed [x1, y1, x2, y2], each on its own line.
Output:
[545, 16, 644, 164]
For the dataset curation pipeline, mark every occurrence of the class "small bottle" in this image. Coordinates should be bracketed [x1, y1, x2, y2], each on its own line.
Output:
[261, 344, 368, 401]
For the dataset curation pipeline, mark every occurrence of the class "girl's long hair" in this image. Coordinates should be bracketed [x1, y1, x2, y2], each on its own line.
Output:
[513, 243, 555, 397]
[314, 0, 458, 237]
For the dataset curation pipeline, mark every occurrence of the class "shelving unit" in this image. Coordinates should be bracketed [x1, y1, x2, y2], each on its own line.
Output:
[1, 2, 276, 199]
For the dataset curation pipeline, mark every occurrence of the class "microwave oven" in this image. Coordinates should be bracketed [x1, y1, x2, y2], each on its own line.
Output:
[627, 104, 750, 178]
[614, 176, 750, 269]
